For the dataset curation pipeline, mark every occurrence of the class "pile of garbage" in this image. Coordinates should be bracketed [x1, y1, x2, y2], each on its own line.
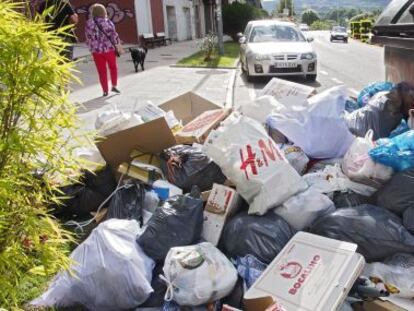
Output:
[32, 80, 414, 311]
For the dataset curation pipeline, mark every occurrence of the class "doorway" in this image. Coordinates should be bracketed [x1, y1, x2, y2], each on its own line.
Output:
[183, 7, 192, 40]
[166, 6, 177, 41]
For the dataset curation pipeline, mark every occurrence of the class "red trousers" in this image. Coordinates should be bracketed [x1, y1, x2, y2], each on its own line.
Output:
[92, 50, 118, 93]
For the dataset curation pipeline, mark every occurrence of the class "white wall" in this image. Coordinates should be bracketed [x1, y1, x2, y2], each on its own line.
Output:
[163, 0, 205, 41]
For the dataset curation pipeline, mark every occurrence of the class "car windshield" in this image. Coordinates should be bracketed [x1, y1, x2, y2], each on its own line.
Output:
[249, 25, 306, 43]
[333, 26, 346, 32]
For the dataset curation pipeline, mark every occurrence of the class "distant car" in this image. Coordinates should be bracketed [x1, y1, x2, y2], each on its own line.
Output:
[299, 23, 310, 31]
[330, 26, 348, 43]
[239, 20, 317, 82]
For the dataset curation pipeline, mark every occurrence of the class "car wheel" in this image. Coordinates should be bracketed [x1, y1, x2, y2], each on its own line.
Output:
[330, 37, 333, 42]
[240, 59, 246, 73]
[344, 39, 348, 43]
[306, 74, 317, 82]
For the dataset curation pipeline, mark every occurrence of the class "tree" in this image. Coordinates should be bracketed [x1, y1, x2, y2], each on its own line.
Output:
[301, 9, 319, 26]
[310, 19, 335, 31]
[0, 1, 87, 307]
[274, 0, 295, 17]
[223, 2, 267, 41]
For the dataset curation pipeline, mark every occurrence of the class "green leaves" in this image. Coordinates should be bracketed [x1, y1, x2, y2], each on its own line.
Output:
[0, 1, 88, 308]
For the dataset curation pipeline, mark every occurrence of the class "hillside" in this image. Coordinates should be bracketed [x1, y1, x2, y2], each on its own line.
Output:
[262, 0, 391, 15]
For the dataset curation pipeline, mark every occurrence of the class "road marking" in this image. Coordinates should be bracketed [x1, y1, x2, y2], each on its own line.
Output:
[349, 88, 359, 96]
[320, 70, 329, 76]
[331, 77, 344, 84]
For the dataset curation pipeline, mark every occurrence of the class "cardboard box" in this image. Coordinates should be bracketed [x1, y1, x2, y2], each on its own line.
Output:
[175, 108, 230, 144]
[244, 232, 365, 311]
[118, 150, 163, 184]
[97, 92, 222, 171]
[159, 91, 223, 125]
[222, 305, 242, 311]
[201, 184, 241, 246]
[259, 78, 316, 106]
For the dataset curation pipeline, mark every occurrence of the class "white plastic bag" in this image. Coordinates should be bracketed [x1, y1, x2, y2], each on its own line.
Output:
[32, 219, 155, 310]
[204, 113, 307, 215]
[274, 189, 335, 230]
[364, 253, 414, 299]
[342, 130, 393, 187]
[162, 242, 238, 306]
[95, 109, 144, 136]
[303, 164, 377, 196]
[278, 144, 309, 175]
[266, 86, 355, 159]
[240, 95, 283, 124]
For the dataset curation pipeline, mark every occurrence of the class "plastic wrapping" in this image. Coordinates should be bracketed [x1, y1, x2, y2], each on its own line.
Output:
[369, 130, 414, 172]
[303, 164, 377, 196]
[403, 207, 414, 233]
[311, 205, 414, 262]
[235, 255, 267, 289]
[54, 165, 116, 219]
[346, 91, 403, 140]
[342, 130, 393, 188]
[364, 253, 414, 299]
[137, 188, 204, 261]
[162, 242, 238, 306]
[240, 95, 283, 124]
[357, 81, 395, 107]
[95, 109, 144, 136]
[204, 113, 307, 215]
[32, 219, 155, 310]
[274, 189, 335, 230]
[266, 86, 355, 159]
[376, 168, 414, 215]
[160, 144, 226, 193]
[222, 212, 295, 264]
[106, 181, 145, 225]
[278, 143, 309, 175]
[332, 191, 372, 208]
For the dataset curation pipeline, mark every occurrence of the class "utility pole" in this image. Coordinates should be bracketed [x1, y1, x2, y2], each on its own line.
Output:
[216, 0, 225, 55]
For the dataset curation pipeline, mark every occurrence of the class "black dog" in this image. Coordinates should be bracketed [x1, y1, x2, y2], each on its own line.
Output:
[129, 47, 148, 73]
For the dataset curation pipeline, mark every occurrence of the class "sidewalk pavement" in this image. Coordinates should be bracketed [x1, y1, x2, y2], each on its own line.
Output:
[71, 40, 236, 126]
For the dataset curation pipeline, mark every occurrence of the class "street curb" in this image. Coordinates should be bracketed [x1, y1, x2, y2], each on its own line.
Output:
[170, 64, 237, 69]
[225, 59, 239, 108]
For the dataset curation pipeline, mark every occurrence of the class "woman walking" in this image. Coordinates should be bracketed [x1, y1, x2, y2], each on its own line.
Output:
[85, 3, 121, 96]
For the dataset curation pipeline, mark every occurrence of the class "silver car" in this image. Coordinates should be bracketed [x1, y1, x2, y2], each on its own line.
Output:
[239, 20, 317, 81]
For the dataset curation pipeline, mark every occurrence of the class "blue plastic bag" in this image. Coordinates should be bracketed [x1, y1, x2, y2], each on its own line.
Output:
[235, 255, 268, 289]
[389, 119, 410, 138]
[369, 130, 414, 172]
[357, 82, 394, 107]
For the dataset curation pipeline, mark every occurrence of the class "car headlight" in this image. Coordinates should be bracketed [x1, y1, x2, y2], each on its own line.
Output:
[301, 53, 315, 60]
[255, 54, 271, 61]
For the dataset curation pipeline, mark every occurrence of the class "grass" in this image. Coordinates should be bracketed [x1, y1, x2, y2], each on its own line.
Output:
[177, 42, 240, 68]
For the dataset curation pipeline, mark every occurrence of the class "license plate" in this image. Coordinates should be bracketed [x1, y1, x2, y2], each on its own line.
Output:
[276, 62, 297, 68]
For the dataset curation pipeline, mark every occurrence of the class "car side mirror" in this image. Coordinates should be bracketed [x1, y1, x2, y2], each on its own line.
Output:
[307, 37, 314, 42]
[239, 36, 247, 44]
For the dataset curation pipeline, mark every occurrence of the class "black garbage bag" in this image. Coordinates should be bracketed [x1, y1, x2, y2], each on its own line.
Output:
[311, 205, 414, 262]
[140, 263, 167, 307]
[404, 207, 414, 233]
[106, 181, 145, 226]
[160, 144, 226, 193]
[345, 90, 403, 140]
[221, 212, 295, 264]
[54, 165, 117, 219]
[376, 168, 414, 215]
[332, 191, 373, 209]
[137, 187, 204, 262]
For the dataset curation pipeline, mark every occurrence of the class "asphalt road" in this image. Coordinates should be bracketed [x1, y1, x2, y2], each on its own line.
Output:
[234, 30, 385, 107]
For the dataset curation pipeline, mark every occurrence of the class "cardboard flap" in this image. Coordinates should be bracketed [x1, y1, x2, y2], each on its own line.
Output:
[244, 296, 275, 311]
[97, 117, 175, 170]
[159, 91, 222, 125]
